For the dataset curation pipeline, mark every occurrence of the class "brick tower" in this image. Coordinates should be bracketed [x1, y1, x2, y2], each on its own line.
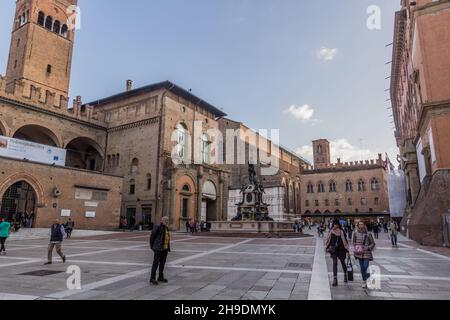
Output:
[312, 139, 331, 167]
[5, 0, 78, 101]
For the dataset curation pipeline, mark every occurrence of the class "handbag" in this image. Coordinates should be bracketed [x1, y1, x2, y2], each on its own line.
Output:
[346, 255, 354, 281]
[353, 234, 367, 255]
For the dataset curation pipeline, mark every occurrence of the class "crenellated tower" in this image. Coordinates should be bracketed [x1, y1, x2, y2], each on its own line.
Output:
[5, 0, 78, 104]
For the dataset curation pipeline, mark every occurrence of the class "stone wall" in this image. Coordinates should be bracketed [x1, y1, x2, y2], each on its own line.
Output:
[0, 156, 122, 230]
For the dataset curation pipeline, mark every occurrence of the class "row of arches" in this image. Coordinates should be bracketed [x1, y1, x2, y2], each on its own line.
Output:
[0, 122, 103, 172]
[37, 11, 69, 38]
[306, 178, 380, 194]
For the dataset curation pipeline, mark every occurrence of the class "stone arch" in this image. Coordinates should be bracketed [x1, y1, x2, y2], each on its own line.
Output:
[13, 124, 62, 147]
[0, 120, 8, 136]
[65, 137, 104, 171]
[175, 174, 197, 230]
[0, 173, 46, 225]
[0, 173, 45, 205]
[201, 179, 218, 222]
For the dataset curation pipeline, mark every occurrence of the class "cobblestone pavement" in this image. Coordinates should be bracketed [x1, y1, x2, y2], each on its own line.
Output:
[0, 229, 449, 300]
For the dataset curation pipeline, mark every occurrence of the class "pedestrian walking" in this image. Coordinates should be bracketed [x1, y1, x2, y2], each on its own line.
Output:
[326, 219, 349, 286]
[64, 218, 75, 238]
[389, 220, 398, 248]
[0, 218, 12, 255]
[373, 223, 379, 239]
[45, 219, 66, 265]
[185, 221, 190, 234]
[352, 221, 376, 288]
[28, 211, 35, 228]
[149, 216, 171, 285]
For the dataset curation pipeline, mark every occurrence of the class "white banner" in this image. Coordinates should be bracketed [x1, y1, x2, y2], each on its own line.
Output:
[0, 135, 66, 166]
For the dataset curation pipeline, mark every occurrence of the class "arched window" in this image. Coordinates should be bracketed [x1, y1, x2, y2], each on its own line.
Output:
[358, 179, 366, 192]
[348, 198, 353, 206]
[305, 200, 310, 207]
[129, 179, 135, 195]
[329, 180, 337, 192]
[201, 133, 210, 164]
[53, 20, 61, 34]
[176, 123, 188, 161]
[61, 24, 68, 37]
[37, 11, 45, 26]
[45, 16, 53, 30]
[305, 210, 311, 215]
[345, 180, 353, 192]
[374, 197, 379, 205]
[146, 174, 152, 190]
[130, 158, 139, 174]
[371, 178, 380, 191]
[324, 199, 330, 206]
[182, 184, 190, 192]
[318, 145, 323, 154]
[307, 182, 314, 193]
[317, 182, 325, 193]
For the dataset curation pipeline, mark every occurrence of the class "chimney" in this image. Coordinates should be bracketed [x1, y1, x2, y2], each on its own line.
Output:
[126, 80, 133, 92]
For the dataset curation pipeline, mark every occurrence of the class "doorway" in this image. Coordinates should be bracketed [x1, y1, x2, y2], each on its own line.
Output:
[0, 181, 36, 227]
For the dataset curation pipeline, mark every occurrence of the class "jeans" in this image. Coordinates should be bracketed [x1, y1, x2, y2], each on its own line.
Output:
[358, 258, 370, 281]
[0, 237, 6, 252]
[391, 234, 398, 246]
[332, 255, 347, 278]
[151, 250, 168, 280]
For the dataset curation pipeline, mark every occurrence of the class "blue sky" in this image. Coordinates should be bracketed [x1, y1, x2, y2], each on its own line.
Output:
[0, 0, 400, 164]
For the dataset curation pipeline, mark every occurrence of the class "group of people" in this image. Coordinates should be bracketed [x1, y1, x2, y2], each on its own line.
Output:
[185, 220, 209, 234]
[325, 218, 400, 288]
[7, 211, 35, 232]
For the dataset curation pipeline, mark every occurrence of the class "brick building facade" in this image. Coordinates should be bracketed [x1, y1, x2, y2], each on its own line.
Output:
[300, 139, 390, 221]
[390, 0, 450, 246]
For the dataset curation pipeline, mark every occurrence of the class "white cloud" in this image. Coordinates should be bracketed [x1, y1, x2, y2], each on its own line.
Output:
[296, 139, 379, 163]
[283, 104, 318, 123]
[317, 47, 338, 61]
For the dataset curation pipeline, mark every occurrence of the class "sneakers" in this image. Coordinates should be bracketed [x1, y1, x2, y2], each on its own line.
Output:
[344, 274, 348, 283]
[62, 256, 66, 263]
[44, 262, 52, 265]
[149, 279, 158, 285]
[158, 278, 168, 283]
[362, 283, 368, 289]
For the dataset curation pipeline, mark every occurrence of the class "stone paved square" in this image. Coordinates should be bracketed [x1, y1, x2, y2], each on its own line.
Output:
[0, 229, 449, 300]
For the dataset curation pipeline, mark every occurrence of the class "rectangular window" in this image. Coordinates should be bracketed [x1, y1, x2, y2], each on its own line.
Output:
[305, 200, 309, 207]
[47, 64, 52, 74]
[129, 184, 135, 195]
[182, 198, 189, 218]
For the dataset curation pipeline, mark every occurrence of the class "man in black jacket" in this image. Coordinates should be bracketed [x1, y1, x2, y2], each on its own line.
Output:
[149, 216, 170, 285]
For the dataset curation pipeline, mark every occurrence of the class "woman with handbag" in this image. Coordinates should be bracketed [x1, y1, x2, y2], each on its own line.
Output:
[352, 221, 376, 288]
[326, 220, 349, 287]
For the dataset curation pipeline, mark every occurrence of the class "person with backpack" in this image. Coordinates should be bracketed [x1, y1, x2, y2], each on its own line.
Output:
[326, 219, 349, 287]
[389, 219, 399, 248]
[45, 219, 67, 265]
[352, 221, 375, 288]
[0, 218, 12, 255]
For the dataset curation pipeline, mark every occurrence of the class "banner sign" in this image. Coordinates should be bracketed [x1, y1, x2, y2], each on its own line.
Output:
[0, 135, 66, 166]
